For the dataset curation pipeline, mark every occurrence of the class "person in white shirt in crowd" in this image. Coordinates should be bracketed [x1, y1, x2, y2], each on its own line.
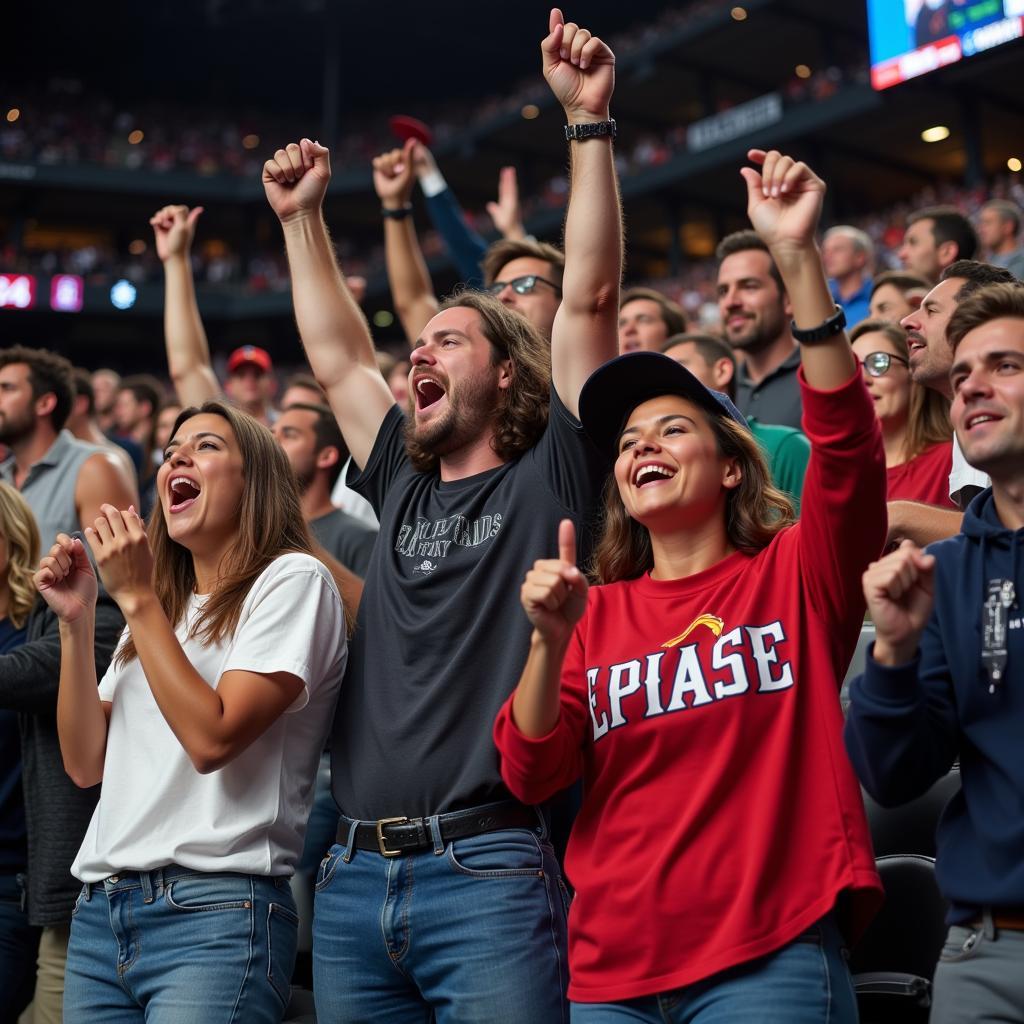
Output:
[34, 400, 346, 1023]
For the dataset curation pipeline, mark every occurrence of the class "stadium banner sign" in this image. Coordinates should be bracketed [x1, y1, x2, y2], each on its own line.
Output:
[687, 93, 783, 153]
[0, 274, 37, 310]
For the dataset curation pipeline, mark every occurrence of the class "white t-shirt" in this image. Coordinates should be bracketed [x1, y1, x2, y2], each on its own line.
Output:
[72, 553, 346, 882]
[331, 456, 379, 529]
[949, 434, 990, 508]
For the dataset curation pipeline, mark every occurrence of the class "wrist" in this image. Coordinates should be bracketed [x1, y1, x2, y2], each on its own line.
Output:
[381, 196, 413, 211]
[530, 627, 570, 657]
[564, 108, 611, 125]
[768, 240, 820, 271]
[873, 637, 918, 667]
[279, 207, 322, 231]
[59, 611, 95, 638]
[116, 587, 159, 620]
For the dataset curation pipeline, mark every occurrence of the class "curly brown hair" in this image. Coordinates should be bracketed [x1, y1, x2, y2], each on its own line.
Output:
[403, 290, 552, 474]
[591, 412, 795, 584]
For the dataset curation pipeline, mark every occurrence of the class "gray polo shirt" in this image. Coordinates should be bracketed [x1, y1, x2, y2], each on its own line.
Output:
[734, 346, 803, 431]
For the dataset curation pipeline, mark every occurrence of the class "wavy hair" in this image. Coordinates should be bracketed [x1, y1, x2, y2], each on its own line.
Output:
[404, 290, 552, 473]
[0, 483, 41, 629]
[591, 413, 796, 584]
[116, 401, 349, 665]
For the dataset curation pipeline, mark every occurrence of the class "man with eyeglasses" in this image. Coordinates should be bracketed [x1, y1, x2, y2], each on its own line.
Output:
[887, 260, 1016, 546]
[482, 237, 566, 340]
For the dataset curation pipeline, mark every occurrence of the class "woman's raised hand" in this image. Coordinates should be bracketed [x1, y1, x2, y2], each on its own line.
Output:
[34, 534, 98, 624]
[84, 505, 156, 615]
[740, 148, 825, 258]
[521, 519, 589, 646]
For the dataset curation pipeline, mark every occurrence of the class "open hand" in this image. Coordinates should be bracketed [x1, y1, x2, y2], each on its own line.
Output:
[372, 139, 417, 208]
[150, 205, 203, 262]
[85, 505, 155, 614]
[521, 519, 589, 646]
[34, 534, 98, 624]
[541, 8, 615, 122]
[740, 149, 825, 257]
[263, 139, 331, 224]
[863, 540, 936, 665]
[486, 166, 526, 240]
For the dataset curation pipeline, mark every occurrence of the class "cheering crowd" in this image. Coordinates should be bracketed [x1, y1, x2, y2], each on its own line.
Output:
[1, 9, 1022, 1024]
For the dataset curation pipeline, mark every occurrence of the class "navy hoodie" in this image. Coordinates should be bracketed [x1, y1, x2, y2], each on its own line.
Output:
[844, 488, 1024, 923]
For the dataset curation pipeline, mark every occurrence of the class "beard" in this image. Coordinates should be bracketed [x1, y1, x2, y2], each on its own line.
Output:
[0, 406, 36, 446]
[404, 367, 500, 470]
[725, 305, 786, 354]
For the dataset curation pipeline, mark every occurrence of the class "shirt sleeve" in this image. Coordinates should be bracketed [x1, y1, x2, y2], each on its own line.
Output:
[796, 367, 887, 634]
[493, 618, 591, 806]
[346, 404, 409, 518]
[220, 559, 345, 712]
[422, 186, 488, 287]
[949, 435, 990, 508]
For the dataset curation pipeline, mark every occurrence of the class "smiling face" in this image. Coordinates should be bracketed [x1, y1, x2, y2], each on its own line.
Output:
[407, 306, 510, 459]
[618, 299, 670, 353]
[900, 277, 964, 394]
[852, 330, 911, 429]
[613, 394, 739, 531]
[716, 250, 788, 354]
[157, 413, 245, 554]
[950, 317, 1024, 480]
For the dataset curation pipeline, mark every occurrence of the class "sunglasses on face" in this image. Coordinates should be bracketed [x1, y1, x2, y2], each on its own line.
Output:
[860, 351, 909, 377]
[486, 275, 563, 297]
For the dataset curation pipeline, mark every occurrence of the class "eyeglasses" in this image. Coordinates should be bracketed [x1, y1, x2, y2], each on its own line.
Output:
[860, 351, 909, 377]
[486, 275, 563, 297]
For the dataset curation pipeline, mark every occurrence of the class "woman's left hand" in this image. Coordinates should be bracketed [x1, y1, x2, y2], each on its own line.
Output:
[85, 504, 155, 612]
[740, 148, 825, 258]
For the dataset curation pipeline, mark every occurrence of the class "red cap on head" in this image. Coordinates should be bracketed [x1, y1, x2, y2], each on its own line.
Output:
[227, 345, 272, 375]
[389, 115, 433, 147]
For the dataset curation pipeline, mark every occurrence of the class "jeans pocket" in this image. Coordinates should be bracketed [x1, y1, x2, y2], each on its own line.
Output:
[446, 829, 545, 878]
[165, 874, 254, 913]
[939, 925, 983, 963]
[266, 901, 299, 1008]
[314, 847, 343, 893]
[70, 884, 88, 918]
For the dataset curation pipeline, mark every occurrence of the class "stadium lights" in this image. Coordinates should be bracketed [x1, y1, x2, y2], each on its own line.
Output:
[6, 108, 19, 123]
[731, 7, 747, 21]
[110, 279, 137, 310]
[920, 125, 950, 143]
[128, 130, 144, 145]
[795, 65, 811, 79]
[373, 310, 394, 328]
[1009, 157, 1022, 173]
[128, 239, 147, 256]
[242, 133, 260, 149]
[521, 104, 540, 120]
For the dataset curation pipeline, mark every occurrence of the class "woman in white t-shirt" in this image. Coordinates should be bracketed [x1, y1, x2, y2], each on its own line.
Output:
[34, 400, 347, 1023]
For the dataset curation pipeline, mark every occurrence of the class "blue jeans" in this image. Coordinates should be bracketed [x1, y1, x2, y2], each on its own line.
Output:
[63, 866, 298, 1023]
[0, 871, 39, 1019]
[571, 915, 857, 1024]
[313, 819, 570, 1023]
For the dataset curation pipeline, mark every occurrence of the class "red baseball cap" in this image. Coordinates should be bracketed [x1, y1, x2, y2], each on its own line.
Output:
[227, 345, 272, 374]
[389, 115, 433, 147]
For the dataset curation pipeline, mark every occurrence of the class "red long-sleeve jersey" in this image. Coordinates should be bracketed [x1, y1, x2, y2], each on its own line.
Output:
[495, 369, 886, 1003]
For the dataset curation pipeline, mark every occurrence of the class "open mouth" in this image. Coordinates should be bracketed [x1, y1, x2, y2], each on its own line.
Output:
[414, 376, 447, 412]
[169, 476, 201, 513]
[906, 333, 926, 354]
[634, 464, 677, 488]
[965, 412, 1000, 431]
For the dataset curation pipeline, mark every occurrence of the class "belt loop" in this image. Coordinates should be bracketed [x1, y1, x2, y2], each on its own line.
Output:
[532, 804, 548, 840]
[341, 818, 359, 864]
[983, 906, 996, 940]
[140, 870, 154, 904]
[153, 866, 166, 899]
[83, 881, 93, 902]
[427, 814, 444, 855]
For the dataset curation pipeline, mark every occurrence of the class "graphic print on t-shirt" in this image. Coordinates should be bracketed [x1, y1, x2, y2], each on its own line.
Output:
[395, 511, 503, 561]
[587, 618, 794, 743]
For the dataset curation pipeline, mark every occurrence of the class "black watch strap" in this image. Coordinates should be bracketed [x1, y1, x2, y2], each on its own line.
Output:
[791, 304, 847, 344]
[381, 205, 413, 220]
[565, 119, 616, 142]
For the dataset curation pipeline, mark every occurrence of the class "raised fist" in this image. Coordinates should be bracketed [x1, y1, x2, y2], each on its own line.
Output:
[372, 139, 416, 209]
[263, 139, 332, 224]
[521, 519, 589, 646]
[541, 8, 615, 122]
[740, 148, 825, 256]
[150, 205, 203, 263]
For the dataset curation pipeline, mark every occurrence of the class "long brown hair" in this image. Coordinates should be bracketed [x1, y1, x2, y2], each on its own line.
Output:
[591, 412, 796, 584]
[0, 483, 40, 629]
[851, 319, 951, 461]
[116, 401, 346, 665]
[405, 290, 552, 473]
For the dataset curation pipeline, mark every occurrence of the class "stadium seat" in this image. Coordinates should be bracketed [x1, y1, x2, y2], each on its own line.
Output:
[850, 854, 948, 1024]
[863, 767, 961, 858]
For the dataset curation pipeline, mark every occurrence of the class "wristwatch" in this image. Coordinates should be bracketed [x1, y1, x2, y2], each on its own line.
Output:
[564, 119, 617, 142]
[791, 305, 846, 344]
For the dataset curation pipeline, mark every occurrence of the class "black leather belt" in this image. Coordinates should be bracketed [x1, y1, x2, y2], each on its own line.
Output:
[336, 800, 538, 858]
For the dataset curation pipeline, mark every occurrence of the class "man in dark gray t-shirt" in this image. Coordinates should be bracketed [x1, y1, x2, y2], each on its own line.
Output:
[264, 12, 621, 1020]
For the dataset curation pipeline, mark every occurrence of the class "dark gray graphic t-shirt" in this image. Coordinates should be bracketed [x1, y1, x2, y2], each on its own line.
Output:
[331, 390, 607, 819]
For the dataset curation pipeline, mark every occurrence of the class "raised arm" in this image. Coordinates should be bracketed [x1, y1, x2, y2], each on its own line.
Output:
[374, 140, 439, 343]
[151, 205, 223, 408]
[544, 8, 622, 416]
[486, 166, 528, 242]
[741, 149, 857, 389]
[264, 140, 394, 469]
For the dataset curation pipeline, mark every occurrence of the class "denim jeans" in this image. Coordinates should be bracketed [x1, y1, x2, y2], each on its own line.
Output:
[63, 866, 298, 1024]
[570, 915, 857, 1024]
[313, 819, 570, 1023]
[0, 871, 39, 1019]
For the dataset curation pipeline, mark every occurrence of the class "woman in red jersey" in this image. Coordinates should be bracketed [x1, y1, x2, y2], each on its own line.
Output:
[494, 150, 885, 1022]
[849, 318, 955, 509]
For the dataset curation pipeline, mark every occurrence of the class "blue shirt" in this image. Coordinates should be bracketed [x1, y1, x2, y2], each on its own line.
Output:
[829, 276, 872, 330]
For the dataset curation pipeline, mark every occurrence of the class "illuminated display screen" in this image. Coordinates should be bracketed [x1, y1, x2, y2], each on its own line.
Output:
[868, 0, 1024, 90]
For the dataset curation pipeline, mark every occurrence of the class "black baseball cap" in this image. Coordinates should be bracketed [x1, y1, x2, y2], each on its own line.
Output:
[578, 351, 748, 458]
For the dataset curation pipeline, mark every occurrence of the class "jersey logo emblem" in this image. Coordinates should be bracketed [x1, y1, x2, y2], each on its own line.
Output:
[413, 559, 438, 575]
[662, 613, 725, 648]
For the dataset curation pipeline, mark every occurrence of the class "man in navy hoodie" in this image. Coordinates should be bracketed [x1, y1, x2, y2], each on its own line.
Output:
[845, 280, 1024, 1023]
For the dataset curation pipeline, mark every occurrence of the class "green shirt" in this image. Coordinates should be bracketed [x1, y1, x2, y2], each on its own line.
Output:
[748, 417, 811, 515]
